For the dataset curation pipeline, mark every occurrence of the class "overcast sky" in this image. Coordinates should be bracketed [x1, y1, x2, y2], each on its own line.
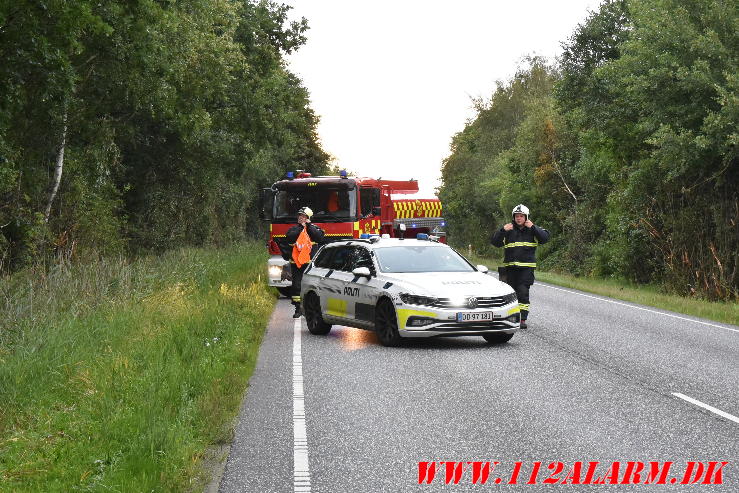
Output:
[283, 0, 602, 194]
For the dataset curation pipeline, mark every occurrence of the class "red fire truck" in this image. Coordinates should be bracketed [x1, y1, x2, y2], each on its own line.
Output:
[261, 170, 446, 295]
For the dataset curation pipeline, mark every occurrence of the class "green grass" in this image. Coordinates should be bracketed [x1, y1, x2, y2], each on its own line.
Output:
[467, 253, 738, 326]
[0, 242, 276, 492]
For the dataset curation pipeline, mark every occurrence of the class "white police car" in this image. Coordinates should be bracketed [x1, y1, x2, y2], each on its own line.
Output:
[300, 235, 520, 346]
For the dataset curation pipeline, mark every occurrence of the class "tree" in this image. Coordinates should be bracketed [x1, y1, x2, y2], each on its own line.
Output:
[0, 0, 329, 269]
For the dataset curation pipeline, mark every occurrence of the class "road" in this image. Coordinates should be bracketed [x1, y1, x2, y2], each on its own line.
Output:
[218, 280, 739, 492]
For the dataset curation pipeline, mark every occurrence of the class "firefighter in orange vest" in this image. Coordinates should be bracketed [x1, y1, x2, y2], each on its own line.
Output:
[286, 207, 325, 318]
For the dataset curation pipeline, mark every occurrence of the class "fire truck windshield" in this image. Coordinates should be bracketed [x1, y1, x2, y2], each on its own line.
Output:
[273, 187, 357, 223]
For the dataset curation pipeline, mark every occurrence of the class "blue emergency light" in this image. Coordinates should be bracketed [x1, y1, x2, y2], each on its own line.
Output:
[440, 221, 446, 227]
[340, 169, 348, 178]
[411, 223, 417, 228]
[416, 233, 429, 240]
[360, 233, 370, 239]
[286, 171, 294, 179]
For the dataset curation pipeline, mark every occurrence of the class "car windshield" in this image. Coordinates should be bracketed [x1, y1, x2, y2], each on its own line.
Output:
[374, 246, 475, 273]
[274, 187, 356, 223]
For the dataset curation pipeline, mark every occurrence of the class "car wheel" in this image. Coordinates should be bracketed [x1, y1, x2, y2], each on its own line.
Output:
[304, 292, 331, 335]
[277, 287, 292, 298]
[375, 299, 402, 347]
[482, 332, 514, 344]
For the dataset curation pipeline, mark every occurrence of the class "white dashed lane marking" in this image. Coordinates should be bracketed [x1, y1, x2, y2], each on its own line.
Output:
[294, 318, 312, 492]
[672, 393, 739, 425]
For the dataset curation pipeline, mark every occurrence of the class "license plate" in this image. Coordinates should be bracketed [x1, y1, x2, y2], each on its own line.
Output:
[456, 311, 493, 322]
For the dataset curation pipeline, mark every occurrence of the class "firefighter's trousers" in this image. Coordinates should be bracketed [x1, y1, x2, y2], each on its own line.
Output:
[505, 267, 534, 321]
[290, 263, 308, 306]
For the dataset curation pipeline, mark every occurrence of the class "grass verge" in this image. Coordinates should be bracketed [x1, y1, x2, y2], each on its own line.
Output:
[0, 242, 276, 492]
[467, 253, 738, 326]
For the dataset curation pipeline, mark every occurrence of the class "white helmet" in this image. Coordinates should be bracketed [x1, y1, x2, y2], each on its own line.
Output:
[512, 204, 529, 220]
[298, 207, 313, 218]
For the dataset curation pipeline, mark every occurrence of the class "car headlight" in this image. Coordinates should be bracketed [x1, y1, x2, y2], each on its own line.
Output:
[268, 265, 283, 277]
[399, 293, 437, 306]
[447, 296, 468, 307]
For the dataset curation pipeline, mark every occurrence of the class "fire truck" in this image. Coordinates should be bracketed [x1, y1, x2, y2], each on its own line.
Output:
[260, 170, 446, 295]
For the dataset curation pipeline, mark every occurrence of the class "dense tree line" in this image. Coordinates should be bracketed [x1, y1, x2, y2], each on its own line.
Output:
[0, 0, 329, 271]
[440, 0, 737, 300]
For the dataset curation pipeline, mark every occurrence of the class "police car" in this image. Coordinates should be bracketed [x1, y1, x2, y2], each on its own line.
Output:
[300, 235, 520, 346]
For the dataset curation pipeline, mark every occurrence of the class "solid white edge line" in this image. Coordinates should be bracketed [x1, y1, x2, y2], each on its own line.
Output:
[294, 318, 311, 493]
[536, 282, 738, 333]
[672, 393, 739, 425]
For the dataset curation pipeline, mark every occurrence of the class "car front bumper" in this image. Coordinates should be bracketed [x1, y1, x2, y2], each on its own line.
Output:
[395, 303, 520, 337]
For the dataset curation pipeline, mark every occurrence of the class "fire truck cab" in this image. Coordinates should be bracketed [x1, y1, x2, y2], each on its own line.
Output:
[260, 171, 446, 294]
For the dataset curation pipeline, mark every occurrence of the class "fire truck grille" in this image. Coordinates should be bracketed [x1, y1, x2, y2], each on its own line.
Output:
[393, 217, 445, 229]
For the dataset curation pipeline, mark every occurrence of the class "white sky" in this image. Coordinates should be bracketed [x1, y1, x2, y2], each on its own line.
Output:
[284, 0, 602, 194]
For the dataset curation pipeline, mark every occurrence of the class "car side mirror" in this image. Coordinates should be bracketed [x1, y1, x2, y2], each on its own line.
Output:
[476, 264, 489, 273]
[352, 267, 372, 278]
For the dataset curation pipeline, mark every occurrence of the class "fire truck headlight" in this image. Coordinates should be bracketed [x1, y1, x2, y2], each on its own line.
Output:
[268, 265, 283, 278]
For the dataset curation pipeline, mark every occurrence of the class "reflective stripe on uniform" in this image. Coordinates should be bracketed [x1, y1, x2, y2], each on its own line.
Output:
[503, 261, 537, 268]
[518, 303, 530, 310]
[292, 296, 301, 302]
[503, 242, 539, 248]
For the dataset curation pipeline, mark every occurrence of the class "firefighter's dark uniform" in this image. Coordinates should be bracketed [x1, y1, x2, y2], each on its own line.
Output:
[491, 222, 549, 322]
[281, 222, 325, 310]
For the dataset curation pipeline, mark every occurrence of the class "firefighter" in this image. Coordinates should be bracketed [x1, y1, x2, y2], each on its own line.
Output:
[490, 204, 550, 329]
[285, 207, 325, 318]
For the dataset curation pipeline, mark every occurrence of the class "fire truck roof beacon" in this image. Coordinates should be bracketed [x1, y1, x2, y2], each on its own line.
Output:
[340, 170, 348, 178]
[286, 171, 294, 179]
[417, 233, 429, 240]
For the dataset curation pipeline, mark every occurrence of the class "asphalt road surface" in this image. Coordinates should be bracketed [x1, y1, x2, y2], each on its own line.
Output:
[219, 280, 739, 492]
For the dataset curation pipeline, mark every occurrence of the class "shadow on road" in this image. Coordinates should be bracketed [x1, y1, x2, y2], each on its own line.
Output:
[315, 324, 522, 352]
